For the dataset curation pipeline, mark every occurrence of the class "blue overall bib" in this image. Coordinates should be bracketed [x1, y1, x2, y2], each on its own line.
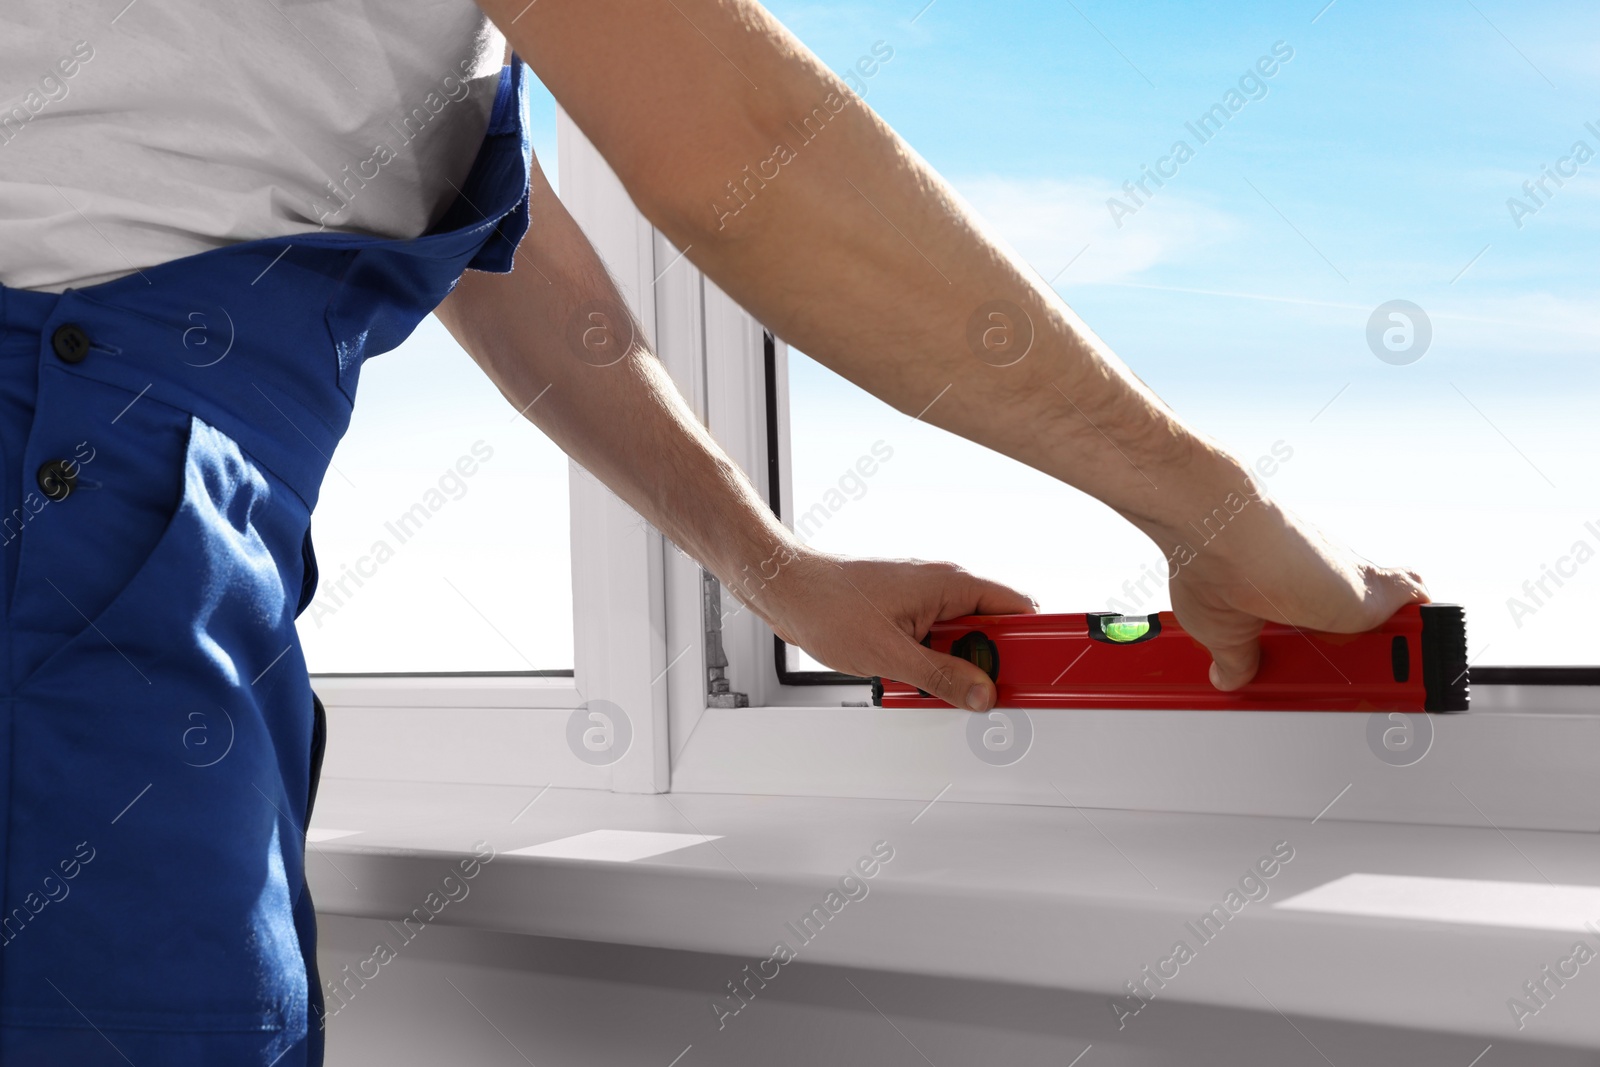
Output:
[0, 59, 532, 1066]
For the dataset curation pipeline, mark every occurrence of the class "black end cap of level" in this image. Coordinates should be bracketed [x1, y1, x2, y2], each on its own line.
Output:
[870, 677, 884, 707]
[1420, 604, 1469, 712]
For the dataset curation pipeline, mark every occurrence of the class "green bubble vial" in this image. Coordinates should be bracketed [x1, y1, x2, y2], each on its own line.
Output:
[1102, 617, 1152, 643]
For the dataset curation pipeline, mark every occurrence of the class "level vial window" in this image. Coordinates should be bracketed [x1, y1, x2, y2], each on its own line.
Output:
[1091, 614, 1162, 644]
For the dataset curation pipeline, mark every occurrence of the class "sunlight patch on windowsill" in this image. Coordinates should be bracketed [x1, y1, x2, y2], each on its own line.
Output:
[1275, 873, 1600, 933]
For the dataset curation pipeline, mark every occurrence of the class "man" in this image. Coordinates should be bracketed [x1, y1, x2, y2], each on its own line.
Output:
[0, 1, 1424, 1062]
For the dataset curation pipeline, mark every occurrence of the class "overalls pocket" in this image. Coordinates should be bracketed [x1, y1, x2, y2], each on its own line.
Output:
[5, 408, 315, 1035]
[13, 405, 285, 687]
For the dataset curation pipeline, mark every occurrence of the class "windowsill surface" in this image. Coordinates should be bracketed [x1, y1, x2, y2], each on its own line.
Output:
[307, 777, 1600, 1049]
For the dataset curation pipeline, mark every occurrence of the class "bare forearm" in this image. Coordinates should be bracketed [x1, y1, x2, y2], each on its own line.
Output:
[481, 0, 1255, 550]
[448, 2, 1429, 698]
[434, 157, 797, 616]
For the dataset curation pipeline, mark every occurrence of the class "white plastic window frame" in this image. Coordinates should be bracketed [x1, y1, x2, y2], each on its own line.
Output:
[322, 109, 1600, 836]
[637, 127, 1600, 836]
[310, 109, 671, 796]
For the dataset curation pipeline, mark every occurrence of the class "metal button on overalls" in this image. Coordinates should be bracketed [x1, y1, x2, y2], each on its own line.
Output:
[0, 59, 532, 1067]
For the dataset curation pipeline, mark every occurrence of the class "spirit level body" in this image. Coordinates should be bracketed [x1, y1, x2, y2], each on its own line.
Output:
[875, 604, 1467, 712]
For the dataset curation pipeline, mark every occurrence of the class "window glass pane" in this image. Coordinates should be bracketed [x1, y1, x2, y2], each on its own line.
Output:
[298, 316, 574, 673]
[297, 68, 573, 673]
[776, 2, 1597, 668]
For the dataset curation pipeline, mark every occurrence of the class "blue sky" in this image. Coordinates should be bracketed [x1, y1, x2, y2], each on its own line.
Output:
[760, 0, 1598, 399]
[519, 0, 1597, 418]
[305, 2, 1597, 672]
[756, 0, 1599, 667]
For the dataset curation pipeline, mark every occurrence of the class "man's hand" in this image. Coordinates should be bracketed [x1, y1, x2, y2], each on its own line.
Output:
[751, 552, 1035, 711]
[1131, 461, 1431, 690]
[751, 491, 1426, 702]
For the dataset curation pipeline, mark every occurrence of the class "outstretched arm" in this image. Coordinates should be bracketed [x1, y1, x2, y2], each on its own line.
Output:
[436, 146, 1033, 712]
[466, 0, 1428, 690]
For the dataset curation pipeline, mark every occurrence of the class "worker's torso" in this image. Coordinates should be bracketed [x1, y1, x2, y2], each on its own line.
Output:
[0, 0, 504, 293]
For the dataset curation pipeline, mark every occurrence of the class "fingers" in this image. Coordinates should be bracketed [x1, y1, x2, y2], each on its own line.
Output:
[944, 568, 1037, 618]
[886, 641, 998, 712]
[1193, 563, 1429, 690]
[1371, 565, 1430, 614]
[1205, 563, 1426, 690]
[779, 558, 1026, 712]
[928, 568, 1031, 708]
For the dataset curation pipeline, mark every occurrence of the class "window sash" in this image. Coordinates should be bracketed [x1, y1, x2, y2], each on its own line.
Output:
[317, 106, 1598, 828]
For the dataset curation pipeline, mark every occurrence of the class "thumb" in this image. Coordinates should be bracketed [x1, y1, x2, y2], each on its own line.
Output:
[1206, 635, 1262, 692]
[889, 642, 998, 712]
[1173, 597, 1265, 691]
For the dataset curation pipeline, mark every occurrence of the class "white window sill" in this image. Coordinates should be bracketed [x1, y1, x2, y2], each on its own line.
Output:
[307, 777, 1600, 1050]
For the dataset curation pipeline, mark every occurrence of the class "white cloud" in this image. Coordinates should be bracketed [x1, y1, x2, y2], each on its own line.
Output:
[948, 174, 1238, 286]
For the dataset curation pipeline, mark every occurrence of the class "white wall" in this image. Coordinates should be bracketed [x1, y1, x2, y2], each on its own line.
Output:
[318, 917, 1591, 1067]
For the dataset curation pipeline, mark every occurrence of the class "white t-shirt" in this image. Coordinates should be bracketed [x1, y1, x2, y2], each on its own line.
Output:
[0, 2, 506, 293]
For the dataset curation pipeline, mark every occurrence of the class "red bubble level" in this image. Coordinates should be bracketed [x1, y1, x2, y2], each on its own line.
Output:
[874, 603, 1469, 712]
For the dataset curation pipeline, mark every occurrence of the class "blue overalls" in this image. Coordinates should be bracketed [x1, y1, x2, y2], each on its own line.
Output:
[0, 59, 532, 1067]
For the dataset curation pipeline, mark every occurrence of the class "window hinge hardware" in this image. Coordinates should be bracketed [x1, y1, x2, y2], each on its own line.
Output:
[704, 570, 749, 708]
